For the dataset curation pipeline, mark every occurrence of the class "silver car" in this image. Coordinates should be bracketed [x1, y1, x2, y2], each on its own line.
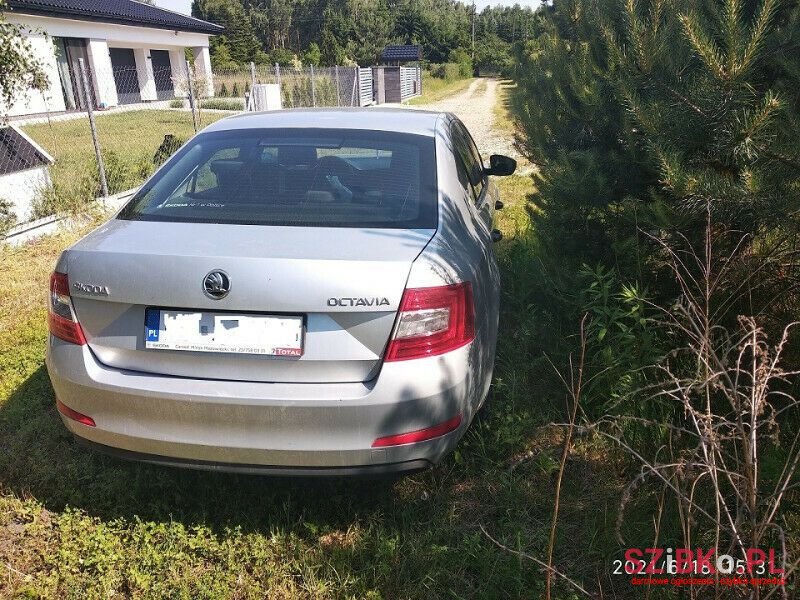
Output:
[45, 108, 516, 475]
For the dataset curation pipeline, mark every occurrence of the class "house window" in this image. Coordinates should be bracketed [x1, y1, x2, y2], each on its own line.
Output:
[53, 37, 92, 110]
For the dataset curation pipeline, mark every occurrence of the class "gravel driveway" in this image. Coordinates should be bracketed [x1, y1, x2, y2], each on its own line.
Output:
[406, 78, 530, 174]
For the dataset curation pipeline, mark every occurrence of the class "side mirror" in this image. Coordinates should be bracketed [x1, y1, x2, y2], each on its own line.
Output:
[484, 154, 516, 177]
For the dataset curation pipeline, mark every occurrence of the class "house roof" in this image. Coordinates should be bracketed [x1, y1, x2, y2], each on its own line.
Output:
[0, 125, 54, 176]
[7, 0, 223, 35]
[381, 45, 422, 62]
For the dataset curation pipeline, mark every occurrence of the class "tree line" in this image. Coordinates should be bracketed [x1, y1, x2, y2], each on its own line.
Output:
[191, 0, 537, 70]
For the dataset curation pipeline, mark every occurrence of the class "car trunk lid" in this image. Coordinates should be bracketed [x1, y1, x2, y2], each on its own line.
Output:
[63, 220, 434, 383]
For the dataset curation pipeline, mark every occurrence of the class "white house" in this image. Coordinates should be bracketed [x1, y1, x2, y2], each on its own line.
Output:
[3, 0, 222, 118]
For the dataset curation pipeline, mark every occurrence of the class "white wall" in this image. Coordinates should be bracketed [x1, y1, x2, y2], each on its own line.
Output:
[2, 32, 65, 116]
[2, 14, 212, 117]
[0, 166, 52, 222]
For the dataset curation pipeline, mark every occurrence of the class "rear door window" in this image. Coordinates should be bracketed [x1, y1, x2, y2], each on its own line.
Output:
[118, 129, 437, 229]
[450, 121, 485, 204]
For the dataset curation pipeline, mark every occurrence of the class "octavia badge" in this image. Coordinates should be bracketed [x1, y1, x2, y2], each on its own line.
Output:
[203, 270, 230, 299]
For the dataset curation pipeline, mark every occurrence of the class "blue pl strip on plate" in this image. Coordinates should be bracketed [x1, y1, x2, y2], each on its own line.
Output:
[145, 309, 161, 342]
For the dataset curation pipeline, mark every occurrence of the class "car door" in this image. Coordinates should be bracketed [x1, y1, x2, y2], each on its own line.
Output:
[451, 120, 495, 233]
[449, 118, 501, 390]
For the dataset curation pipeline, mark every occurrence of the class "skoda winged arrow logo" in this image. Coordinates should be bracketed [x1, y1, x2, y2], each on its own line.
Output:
[203, 270, 231, 300]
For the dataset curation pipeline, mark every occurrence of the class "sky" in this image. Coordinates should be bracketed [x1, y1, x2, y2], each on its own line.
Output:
[154, 0, 541, 17]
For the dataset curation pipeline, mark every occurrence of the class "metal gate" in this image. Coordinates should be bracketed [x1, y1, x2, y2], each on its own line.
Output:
[358, 67, 374, 107]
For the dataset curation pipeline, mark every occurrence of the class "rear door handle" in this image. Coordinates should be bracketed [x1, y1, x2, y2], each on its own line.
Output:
[491, 229, 503, 243]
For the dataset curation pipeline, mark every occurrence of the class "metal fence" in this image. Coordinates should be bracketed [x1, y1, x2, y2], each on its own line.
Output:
[1, 60, 417, 235]
[214, 64, 369, 109]
[2, 58, 204, 233]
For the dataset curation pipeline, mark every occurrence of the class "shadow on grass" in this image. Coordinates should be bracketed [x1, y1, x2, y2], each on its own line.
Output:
[0, 185, 631, 595]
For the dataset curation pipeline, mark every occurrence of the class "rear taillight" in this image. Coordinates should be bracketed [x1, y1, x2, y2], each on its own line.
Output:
[48, 272, 86, 345]
[385, 282, 475, 362]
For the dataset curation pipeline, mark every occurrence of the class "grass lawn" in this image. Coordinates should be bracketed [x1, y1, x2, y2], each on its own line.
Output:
[21, 110, 228, 217]
[0, 173, 637, 598]
[493, 80, 518, 136]
[407, 74, 474, 106]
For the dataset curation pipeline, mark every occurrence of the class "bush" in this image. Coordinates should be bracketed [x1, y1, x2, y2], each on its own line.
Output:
[283, 74, 337, 107]
[31, 149, 152, 219]
[253, 50, 271, 65]
[152, 134, 185, 167]
[269, 47, 295, 67]
[474, 34, 512, 76]
[448, 48, 473, 78]
[231, 82, 240, 97]
[32, 173, 98, 218]
[200, 98, 244, 111]
[302, 43, 321, 67]
[429, 63, 462, 81]
[169, 99, 184, 109]
[218, 82, 229, 97]
[0, 197, 16, 236]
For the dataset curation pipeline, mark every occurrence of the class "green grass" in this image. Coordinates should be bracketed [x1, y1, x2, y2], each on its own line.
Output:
[0, 174, 637, 598]
[407, 74, 474, 105]
[493, 79, 518, 136]
[21, 110, 228, 217]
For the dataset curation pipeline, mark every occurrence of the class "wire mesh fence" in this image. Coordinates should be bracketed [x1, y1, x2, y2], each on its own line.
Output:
[213, 64, 366, 109]
[1, 60, 419, 235]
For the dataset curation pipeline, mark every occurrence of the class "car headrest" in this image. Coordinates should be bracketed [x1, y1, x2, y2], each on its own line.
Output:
[210, 159, 244, 188]
[278, 145, 317, 167]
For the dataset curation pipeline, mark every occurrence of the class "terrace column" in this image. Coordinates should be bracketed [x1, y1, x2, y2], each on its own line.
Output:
[86, 39, 118, 108]
[191, 46, 214, 97]
[169, 49, 187, 97]
[134, 48, 157, 101]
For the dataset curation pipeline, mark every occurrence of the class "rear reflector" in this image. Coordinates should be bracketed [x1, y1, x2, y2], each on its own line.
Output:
[385, 282, 474, 361]
[48, 272, 86, 345]
[56, 398, 95, 427]
[371, 414, 462, 447]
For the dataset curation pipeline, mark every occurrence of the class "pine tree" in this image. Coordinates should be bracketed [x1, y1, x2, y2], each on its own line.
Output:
[192, 0, 259, 64]
[514, 0, 800, 317]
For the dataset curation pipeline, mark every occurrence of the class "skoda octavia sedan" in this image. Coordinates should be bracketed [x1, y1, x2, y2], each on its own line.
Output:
[46, 108, 516, 475]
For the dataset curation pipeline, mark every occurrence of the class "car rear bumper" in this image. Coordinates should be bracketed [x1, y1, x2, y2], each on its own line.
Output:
[46, 337, 478, 473]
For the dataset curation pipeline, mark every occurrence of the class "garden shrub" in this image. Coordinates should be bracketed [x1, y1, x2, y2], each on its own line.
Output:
[0, 197, 16, 236]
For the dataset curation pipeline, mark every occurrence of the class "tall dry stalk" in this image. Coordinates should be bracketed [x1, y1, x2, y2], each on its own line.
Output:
[605, 205, 800, 599]
[545, 314, 588, 600]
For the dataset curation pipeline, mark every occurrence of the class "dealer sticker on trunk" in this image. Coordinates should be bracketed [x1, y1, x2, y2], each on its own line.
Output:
[144, 309, 303, 356]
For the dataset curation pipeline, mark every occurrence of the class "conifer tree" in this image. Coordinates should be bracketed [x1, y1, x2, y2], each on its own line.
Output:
[514, 0, 800, 319]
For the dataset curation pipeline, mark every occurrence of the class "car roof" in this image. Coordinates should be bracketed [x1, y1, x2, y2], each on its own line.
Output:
[202, 108, 448, 137]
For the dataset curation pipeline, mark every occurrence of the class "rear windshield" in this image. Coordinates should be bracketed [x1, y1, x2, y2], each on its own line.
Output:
[118, 128, 437, 228]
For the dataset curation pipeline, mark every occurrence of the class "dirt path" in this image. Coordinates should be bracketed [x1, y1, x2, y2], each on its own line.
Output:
[406, 78, 530, 174]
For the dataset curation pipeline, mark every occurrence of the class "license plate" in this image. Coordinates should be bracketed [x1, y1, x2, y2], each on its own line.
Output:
[144, 309, 303, 356]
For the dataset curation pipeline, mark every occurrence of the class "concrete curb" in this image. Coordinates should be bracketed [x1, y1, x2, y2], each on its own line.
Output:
[2, 188, 137, 247]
